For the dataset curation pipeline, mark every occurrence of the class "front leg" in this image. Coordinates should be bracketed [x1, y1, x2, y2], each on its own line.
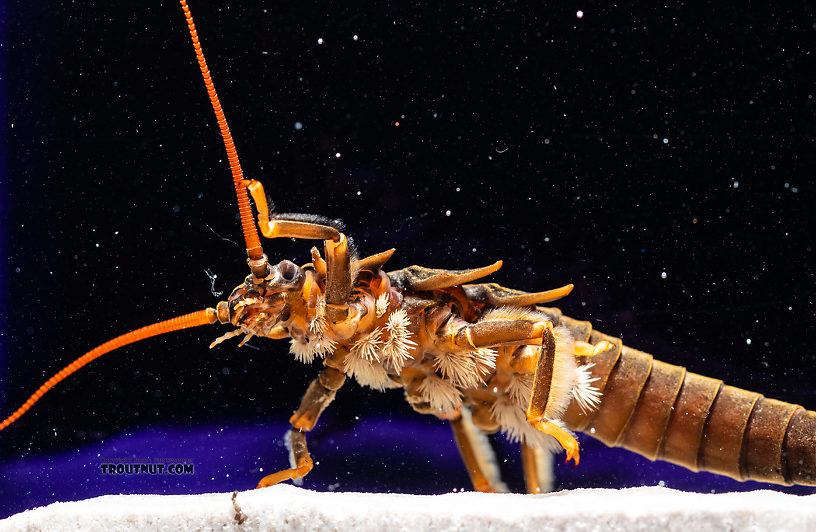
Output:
[256, 367, 346, 488]
[256, 429, 313, 488]
[242, 179, 352, 320]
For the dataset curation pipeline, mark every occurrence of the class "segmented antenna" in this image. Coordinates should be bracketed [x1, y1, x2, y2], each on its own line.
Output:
[180, 0, 268, 278]
[0, 308, 218, 431]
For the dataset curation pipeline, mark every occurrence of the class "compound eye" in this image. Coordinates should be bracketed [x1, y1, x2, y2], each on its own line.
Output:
[278, 260, 298, 282]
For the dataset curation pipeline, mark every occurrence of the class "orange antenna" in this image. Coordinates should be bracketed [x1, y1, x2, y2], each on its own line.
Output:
[180, 0, 268, 278]
[0, 308, 218, 432]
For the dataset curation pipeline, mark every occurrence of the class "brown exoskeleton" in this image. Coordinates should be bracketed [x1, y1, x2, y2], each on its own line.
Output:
[2, 1, 814, 494]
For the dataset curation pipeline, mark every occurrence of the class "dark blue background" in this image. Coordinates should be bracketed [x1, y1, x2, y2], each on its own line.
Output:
[2, 0, 814, 519]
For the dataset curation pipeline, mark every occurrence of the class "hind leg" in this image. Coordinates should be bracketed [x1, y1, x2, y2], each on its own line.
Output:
[524, 324, 582, 466]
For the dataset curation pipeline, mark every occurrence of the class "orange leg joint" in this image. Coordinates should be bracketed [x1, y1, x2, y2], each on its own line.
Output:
[256, 429, 314, 488]
[530, 419, 581, 467]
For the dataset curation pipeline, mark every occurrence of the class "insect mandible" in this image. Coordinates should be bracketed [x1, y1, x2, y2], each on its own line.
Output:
[3, 1, 814, 500]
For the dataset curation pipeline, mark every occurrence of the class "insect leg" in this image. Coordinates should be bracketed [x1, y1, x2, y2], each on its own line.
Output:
[520, 442, 554, 494]
[448, 318, 551, 350]
[524, 324, 581, 466]
[242, 179, 341, 240]
[449, 409, 509, 493]
[435, 315, 598, 465]
[242, 178, 353, 319]
[256, 367, 346, 488]
[575, 340, 615, 357]
[289, 367, 346, 432]
[256, 429, 313, 489]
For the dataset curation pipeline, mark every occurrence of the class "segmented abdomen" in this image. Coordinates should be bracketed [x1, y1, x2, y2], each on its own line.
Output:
[540, 307, 816, 486]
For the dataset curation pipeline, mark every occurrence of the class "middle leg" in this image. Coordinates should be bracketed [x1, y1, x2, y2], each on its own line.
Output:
[449, 409, 508, 493]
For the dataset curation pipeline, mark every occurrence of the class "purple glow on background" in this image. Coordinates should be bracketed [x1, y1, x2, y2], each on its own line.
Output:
[2, 417, 810, 518]
[3, 1, 813, 521]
